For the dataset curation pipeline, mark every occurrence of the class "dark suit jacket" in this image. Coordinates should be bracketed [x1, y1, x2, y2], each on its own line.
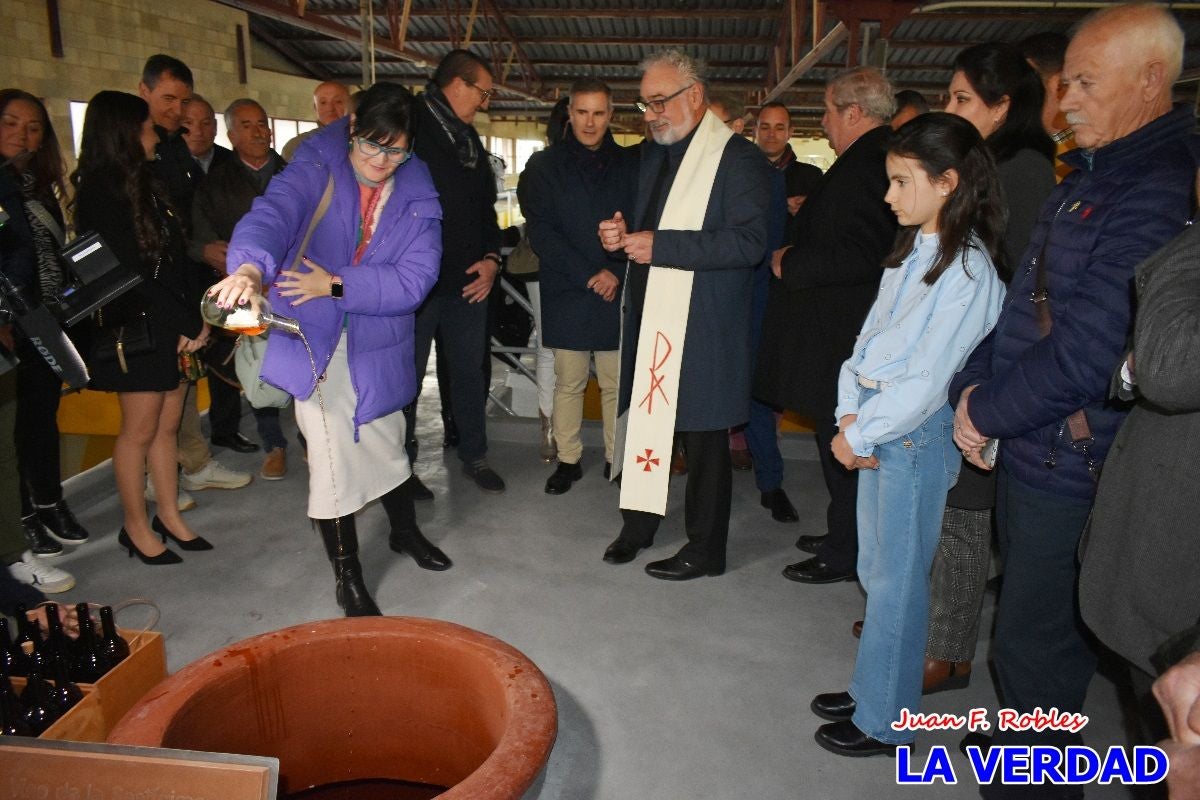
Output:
[1079, 222, 1200, 676]
[195, 144, 233, 183]
[411, 99, 501, 295]
[754, 124, 897, 420]
[190, 153, 287, 266]
[517, 134, 636, 352]
[619, 129, 772, 431]
[152, 125, 199, 232]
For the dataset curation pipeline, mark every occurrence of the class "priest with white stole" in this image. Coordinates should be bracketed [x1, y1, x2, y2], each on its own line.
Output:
[598, 49, 772, 580]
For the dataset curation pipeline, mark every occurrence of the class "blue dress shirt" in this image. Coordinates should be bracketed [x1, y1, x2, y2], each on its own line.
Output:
[835, 231, 1005, 457]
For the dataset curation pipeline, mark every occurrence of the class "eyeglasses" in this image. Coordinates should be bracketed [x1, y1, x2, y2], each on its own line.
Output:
[355, 137, 411, 163]
[465, 80, 494, 102]
[635, 83, 695, 115]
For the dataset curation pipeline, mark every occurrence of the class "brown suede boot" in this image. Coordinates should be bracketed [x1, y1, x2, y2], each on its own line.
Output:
[922, 658, 972, 695]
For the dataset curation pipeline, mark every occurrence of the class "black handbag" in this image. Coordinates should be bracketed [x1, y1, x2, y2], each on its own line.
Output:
[91, 311, 155, 374]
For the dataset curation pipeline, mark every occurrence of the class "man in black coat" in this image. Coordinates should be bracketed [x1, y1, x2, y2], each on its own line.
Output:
[518, 79, 636, 495]
[754, 67, 897, 585]
[138, 54, 252, 499]
[598, 49, 772, 581]
[406, 49, 505, 496]
[184, 93, 252, 457]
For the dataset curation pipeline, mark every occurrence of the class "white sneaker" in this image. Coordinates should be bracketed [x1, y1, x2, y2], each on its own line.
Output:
[181, 459, 252, 491]
[8, 551, 75, 593]
[145, 476, 197, 511]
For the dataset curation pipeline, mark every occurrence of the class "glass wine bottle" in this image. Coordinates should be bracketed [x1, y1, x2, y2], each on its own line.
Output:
[41, 603, 68, 666]
[47, 656, 83, 713]
[12, 606, 41, 673]
[20, 663, 62, 735]
[0, 618, 27, 679]
[200, 290, 301, 335]
[0, 675, 33, 737]
[12, 605, 37, 653]
[98, 607, 131, 666]
[72, 604, 109, 683]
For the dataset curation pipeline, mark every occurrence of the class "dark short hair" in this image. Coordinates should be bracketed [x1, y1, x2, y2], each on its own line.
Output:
[141, 54, 194, 90]
[953, 42, 1054, 164]
[351, 83, 415, 145]
[1017, 31, 1070, 78]
[546, 96, 570, 146]
[708, 91, 745, 121]
[894, 90, 929, 115]
[187, 93, 214, 117]
[431, 49, 493, 90]
[758, 100, 791, 124]
[569, 78, 612, 103]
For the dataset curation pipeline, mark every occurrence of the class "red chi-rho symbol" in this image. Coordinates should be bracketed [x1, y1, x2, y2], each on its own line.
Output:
[638, 331, 672, 413]
[636, 449, 660, 472]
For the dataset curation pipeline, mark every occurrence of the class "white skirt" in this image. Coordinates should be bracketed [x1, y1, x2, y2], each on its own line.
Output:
[294, 331, 411, 518]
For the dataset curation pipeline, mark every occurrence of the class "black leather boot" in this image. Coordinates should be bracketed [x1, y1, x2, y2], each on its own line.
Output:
[402, 401, 419, 464]
[314, 517, 381, 616]
[381, 482, 452, 571]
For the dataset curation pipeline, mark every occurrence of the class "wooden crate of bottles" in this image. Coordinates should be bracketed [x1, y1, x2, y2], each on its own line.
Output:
[8, 628, 166, 743]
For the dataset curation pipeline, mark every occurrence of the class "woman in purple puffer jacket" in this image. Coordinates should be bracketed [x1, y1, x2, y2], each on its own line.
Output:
[209, 83, 449, 617]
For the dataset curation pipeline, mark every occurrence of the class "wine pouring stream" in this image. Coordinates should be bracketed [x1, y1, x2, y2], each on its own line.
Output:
[200, 291, 343, 522]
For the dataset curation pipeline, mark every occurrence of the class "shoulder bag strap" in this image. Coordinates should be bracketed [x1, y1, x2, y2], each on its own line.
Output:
[24, 199, 66, 247]
[289, 171, 336, 272]
[250, 170, 333, 313]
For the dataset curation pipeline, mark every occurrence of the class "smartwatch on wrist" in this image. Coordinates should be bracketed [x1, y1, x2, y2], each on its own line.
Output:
[330, 276, 344, 299]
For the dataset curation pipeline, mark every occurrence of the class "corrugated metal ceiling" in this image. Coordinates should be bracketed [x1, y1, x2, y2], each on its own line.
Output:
[238, 0, 1200, 133]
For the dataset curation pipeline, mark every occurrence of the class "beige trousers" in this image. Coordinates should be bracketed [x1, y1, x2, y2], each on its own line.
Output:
[551, 348, 618, 465]
[177, 382, 212, 474]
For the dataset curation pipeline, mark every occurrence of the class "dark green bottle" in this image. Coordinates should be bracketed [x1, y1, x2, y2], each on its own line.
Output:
[98, 607, 130, 665]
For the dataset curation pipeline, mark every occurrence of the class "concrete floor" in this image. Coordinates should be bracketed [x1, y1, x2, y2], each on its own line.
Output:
[47, 375, 1142, 799]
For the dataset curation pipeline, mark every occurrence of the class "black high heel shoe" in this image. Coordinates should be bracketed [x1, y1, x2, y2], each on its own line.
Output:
[117, 528, 182, 565]
[152, 516, 213, 551]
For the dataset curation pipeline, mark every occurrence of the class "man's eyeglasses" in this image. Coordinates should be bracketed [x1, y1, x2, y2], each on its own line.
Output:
[355, 137, 411, 163]
[635, 83, 695, 115]
[466, 80, 494, 102]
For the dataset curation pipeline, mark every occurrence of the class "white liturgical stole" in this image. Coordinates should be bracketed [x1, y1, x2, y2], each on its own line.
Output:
[615, 110, 733, 515]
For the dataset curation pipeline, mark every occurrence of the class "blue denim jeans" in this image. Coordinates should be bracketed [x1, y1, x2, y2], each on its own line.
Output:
[849, 400, 959, 743]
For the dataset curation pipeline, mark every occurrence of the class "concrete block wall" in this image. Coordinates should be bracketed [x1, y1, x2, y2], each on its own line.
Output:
[2, 0, 329, 174]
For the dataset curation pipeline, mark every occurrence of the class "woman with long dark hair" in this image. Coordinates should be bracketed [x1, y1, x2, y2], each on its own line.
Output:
[0, 89, 90, 557]
[813, 113, 1005, 756]
[73, 90, 211, 564]
[210, 83, 448, 617]
[945, 42, 1056, 273]
[918, 42, 1057, 695]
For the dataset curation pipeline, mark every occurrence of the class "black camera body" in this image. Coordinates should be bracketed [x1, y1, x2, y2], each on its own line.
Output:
[53, 232, 143, 326]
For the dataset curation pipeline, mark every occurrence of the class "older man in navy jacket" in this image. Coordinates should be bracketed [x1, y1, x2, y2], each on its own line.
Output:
[951, 3, 1196, 782]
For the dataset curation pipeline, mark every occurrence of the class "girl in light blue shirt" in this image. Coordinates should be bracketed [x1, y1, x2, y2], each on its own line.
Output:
[812, 113, 1007, 756]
